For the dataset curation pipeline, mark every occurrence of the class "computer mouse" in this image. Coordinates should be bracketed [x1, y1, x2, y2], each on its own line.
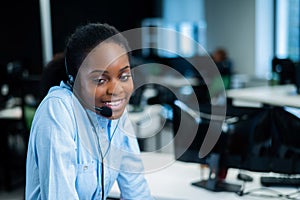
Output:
[237, 173, 253, 182]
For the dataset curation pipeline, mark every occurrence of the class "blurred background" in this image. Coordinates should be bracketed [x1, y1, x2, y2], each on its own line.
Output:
[0, 0, 299, 199]
[1, 0, 298, 78]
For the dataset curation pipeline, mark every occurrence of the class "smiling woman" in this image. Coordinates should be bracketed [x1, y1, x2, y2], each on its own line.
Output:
[74, 42, 134, 119]
[25, 23, 153, 200]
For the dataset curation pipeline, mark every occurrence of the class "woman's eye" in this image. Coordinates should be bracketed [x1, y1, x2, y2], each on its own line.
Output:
[94, 78, 107, 85]
[120, 74, 131, 82]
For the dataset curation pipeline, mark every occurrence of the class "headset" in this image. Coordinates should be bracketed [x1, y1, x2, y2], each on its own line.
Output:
[64, 51, 112, 118]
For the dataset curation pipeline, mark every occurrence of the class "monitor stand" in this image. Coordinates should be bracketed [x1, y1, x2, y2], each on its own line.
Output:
[192, 153, 241, 193]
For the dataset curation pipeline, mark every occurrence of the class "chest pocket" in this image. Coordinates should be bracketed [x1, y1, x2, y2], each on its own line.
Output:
[76, 161, 98, 199]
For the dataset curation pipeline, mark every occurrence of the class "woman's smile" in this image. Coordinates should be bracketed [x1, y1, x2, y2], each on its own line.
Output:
[101, 98, 127, 111]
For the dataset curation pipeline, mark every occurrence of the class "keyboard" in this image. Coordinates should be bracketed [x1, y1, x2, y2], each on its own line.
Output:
[261, 176, 300, 187]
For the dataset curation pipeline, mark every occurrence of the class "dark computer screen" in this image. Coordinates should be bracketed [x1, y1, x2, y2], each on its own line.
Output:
[272, 57, 296, 85]
[294, 63, 300, 94]
[271, 106, 300, 174]
[173, 103, 300, 192]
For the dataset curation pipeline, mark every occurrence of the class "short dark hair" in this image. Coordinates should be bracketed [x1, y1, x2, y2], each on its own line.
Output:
[64, 23, 131, 82]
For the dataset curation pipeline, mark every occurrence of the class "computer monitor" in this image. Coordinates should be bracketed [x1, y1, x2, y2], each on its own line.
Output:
[270, 106, 300, 174]
[294, 62, 300, 94]
[129, 55, 212, 108]
[173, 103, 300, 192]
[272, 57, 296, 85]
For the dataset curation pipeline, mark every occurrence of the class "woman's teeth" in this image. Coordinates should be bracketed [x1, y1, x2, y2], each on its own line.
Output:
[104, 100, 122, 107]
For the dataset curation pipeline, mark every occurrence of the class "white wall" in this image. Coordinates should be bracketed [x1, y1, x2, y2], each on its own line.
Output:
[160, 0, 274, 78]
[205, 0, 256, 75]
[255, 0, 274, 78]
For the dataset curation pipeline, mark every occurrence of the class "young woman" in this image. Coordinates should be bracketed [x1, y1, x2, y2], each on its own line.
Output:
[26, 23, 153, 200]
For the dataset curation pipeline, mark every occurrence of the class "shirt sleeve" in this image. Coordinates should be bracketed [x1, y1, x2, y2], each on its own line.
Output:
[26, 96, 79, 199]
[117, 154, 153, 200]
[116, 111, 153, 200]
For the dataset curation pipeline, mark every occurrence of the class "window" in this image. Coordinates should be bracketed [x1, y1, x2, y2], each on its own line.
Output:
[276, 0, 300, 62]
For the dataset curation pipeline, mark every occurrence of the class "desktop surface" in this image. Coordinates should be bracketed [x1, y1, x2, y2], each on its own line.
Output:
[108, 152, 299, 200]
[226, 84, 300, 108]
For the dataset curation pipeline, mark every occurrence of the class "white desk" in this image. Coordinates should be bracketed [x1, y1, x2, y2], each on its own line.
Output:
[226, 84, 300, 108]
[108, 153, 298, 200]
[0, 106, 22, 119]
[0, 97, 23, 119]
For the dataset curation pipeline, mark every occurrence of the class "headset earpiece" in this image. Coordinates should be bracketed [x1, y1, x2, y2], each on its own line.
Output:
[68, 74, 74, 86]
[65, 52, 74, 88]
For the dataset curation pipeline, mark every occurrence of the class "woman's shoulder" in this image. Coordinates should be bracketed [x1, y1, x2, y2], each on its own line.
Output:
[30, 83, 78, 148]
[35, 83, 74, 116]
[41, 82, 72, 104]
[48, 86, 72, 100]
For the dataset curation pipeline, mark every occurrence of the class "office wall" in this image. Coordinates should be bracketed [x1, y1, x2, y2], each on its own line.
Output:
[205, 0, 256, 75]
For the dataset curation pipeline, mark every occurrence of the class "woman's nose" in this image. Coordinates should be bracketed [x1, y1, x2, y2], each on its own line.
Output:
[106, 79, 122, 95]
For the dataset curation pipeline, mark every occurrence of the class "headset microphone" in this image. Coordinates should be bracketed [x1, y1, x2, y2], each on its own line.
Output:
[95, 106, 113, 118]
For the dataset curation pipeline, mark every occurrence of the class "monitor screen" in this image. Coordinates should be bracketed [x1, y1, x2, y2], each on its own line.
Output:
[173, 103, 300, 192]
[272, 57, 296, 85]
[271, 106, 300, 174]
[173, 104, 271, 166]
[294, 63, 300, 94]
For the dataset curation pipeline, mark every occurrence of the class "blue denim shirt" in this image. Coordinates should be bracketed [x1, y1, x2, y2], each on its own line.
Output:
[25, 82, 153, 200]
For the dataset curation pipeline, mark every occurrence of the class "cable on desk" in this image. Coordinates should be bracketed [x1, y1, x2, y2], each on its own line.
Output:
[286, 190, 300, 200]
[236, 185, 300, 199]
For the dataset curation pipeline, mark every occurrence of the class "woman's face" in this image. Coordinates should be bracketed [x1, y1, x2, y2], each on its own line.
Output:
[75, 42, 133, 119]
